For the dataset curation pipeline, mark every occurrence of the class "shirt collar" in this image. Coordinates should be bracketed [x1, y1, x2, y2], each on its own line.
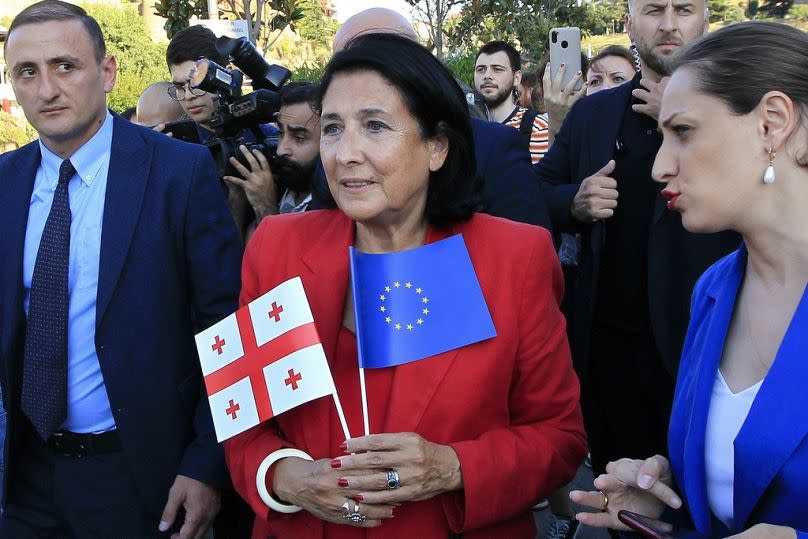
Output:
[38, 110, 114, 188]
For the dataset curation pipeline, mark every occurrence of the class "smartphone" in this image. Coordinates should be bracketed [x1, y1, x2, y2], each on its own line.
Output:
[549, 27, 583, 91]
[618, 510, 674, 539]
[160, 119, 200, 144]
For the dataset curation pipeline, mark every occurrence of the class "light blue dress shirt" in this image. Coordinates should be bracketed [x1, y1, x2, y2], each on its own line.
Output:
[23, 111, 115, 434]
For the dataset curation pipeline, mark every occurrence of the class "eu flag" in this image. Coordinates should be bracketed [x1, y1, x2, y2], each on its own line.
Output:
[349, 234, 497, 369]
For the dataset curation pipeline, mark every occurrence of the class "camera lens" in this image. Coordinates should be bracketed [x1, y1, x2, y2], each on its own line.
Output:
[561, 40, 569, 48]
[551, 31, 558, 43]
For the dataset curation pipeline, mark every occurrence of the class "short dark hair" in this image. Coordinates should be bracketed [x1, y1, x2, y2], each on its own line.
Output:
[589, 45, 637, 74]
[476, 41, 521, 72]
[318, 32, 481, 226]
[166, 25, 228, 68]
[280, 82, 319, 110]
[6, 0, 106, 63]
[673, 21, 808, 165]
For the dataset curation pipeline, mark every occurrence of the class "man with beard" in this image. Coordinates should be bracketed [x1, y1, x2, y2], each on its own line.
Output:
[534, 0, 740, 482]
[474, 41, 550, 164]
[224, 82, 317, 227]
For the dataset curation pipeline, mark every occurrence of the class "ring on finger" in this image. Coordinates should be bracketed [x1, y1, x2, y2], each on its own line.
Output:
[341, 500, 367, 523]
[598, 490, 609, 512]
[386, 469, 401, 490]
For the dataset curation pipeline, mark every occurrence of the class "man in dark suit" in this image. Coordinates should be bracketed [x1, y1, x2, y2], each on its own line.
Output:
[0, 1, 242, 536]
[535, 0, 739, 475]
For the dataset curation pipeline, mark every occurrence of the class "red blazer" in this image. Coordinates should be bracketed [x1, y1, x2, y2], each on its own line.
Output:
[224, 210, 586, 539]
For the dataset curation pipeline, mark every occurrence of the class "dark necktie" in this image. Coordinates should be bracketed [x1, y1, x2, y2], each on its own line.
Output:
[21, 159, 75, 440]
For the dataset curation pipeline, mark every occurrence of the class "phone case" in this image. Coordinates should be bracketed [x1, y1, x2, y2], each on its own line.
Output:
[549, 27, 583, 91]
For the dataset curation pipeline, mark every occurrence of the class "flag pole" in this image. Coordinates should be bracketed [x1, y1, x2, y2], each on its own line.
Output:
[348, 247, 372, 437]
[359, 367, 370, 436]
[331, 390, 351, 442]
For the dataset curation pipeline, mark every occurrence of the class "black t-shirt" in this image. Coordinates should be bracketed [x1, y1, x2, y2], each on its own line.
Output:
[594, 76, 662, 332]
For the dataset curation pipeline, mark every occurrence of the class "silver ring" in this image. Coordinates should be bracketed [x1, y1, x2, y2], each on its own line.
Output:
[341, 501, 366, 523]
[386, 469, 401, 489]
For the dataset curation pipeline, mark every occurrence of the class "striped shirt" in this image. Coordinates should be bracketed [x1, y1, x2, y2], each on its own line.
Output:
[503, 107, 550, 164]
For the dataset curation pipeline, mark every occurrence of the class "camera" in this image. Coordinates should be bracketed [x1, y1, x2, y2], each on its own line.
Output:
[189, 36, 292, 177]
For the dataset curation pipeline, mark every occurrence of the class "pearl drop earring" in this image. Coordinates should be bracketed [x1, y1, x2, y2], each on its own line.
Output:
[764, 147, 776, 184]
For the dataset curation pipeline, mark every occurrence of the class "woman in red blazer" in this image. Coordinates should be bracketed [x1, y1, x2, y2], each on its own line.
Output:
[224, 33, 586, 539]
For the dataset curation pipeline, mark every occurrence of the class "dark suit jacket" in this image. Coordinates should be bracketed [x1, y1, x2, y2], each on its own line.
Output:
[533, 80, 740, 381]
[0, 115, 243, 518]
[311, 117, 551, 231]
[671, 247, 808, 537]
[225, 210, 585, 539]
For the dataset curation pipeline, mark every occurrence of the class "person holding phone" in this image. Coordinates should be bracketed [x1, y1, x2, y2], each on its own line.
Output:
[571, 22, 808, 539]
[534, 0, 739, 479]
[474, 40, 551, 164]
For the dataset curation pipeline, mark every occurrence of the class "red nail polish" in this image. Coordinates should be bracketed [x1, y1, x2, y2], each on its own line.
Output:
[338, 478, 349, 487]
[355, 494, 364, 502]
[330, 459, 342, 469]
[339, 441, 348, 451]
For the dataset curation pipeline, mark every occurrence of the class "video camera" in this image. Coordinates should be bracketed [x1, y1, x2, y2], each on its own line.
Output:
[189, 35, 292, 177]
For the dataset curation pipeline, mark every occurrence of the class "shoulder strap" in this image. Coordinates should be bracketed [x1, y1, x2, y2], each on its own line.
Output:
[519, 108, 539, 135]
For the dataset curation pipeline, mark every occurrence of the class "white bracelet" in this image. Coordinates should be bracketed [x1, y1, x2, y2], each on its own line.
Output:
[256, 448, 314, 514]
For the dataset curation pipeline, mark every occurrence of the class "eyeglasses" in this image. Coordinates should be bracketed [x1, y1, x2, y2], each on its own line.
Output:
[167, 83, 206, 101]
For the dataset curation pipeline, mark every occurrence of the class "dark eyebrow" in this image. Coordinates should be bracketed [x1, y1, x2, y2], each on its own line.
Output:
[48, 54, 83, 66]
[11, 54, 83, 74]
[283, 126, 310, 134]
[321, 108, 389, 122]
[659, 111, 681, 130]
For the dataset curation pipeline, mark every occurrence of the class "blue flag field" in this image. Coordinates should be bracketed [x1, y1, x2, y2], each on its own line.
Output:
[349, 234, 497, 369]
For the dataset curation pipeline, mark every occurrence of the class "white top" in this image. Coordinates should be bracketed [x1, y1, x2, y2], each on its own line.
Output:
[704, 370, 762, 529]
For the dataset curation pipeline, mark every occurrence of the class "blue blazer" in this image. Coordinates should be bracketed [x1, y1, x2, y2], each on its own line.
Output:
[670, 246, 808, 538]
[470, 117, 551, 231]
[0, 115, 243, 518]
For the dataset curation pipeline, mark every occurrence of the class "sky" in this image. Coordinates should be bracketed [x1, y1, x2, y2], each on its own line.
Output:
[331, 0, 413, 23]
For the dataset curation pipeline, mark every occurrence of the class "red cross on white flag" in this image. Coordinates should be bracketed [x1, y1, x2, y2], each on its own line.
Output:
[194, 277, 337, 442]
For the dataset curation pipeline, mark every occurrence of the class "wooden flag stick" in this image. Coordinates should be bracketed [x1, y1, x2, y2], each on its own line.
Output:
[331, 389, 351, 442]
[359, 367, 370, 436]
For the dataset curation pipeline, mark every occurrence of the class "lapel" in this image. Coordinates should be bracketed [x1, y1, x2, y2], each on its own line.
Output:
[95, 115, 152, 329]
[298, 211, 354, 449]
[679, 249, 745, 534]
[0, 142, 40, 378]
[733, 279, 808, 528]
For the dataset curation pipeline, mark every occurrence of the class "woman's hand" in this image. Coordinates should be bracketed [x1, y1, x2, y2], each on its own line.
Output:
[569, 455, 682, 531]
[222, 145, 278, 220]
[542, 63, 586, 142]
[727, 524, 797, 539]
[272, 456, 395, 528]
[334, 433, 463, 505]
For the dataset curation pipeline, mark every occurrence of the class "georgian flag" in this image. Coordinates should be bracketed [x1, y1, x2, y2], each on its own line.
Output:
[195, 277, 336, 442]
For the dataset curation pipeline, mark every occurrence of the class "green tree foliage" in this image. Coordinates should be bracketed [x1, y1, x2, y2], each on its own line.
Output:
[218, 0, 304, 55]
[405, 0, 465, 59]
[588, 1, 627, 35]
[82, 3, 169, 113]
[448, 0, 596, 59]
[152, 0, 207, 38]
[747, 0, 760, 18]
[443, 51, 477, 89]
[0, 112, 37, 148]
[758, 0, 793, 17]
[298, 0, 337, 48]
[707, 0, 746, 22]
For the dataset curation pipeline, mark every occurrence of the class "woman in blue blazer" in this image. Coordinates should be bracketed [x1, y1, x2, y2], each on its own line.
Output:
[569, 22, 808, 539]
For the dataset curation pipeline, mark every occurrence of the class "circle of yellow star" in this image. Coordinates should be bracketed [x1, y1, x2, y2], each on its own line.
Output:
[407, 324, 414, 330]
[422, 297, 429, 304]
[417, 318, 424, 325]
[394, 281, 401, 288]
[385, 317, 392, 323]
[380, 294, 386, 301]
[380, 306, 386, 312]
[422, 308, 429, 315]
[395, 323, 402, 330]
